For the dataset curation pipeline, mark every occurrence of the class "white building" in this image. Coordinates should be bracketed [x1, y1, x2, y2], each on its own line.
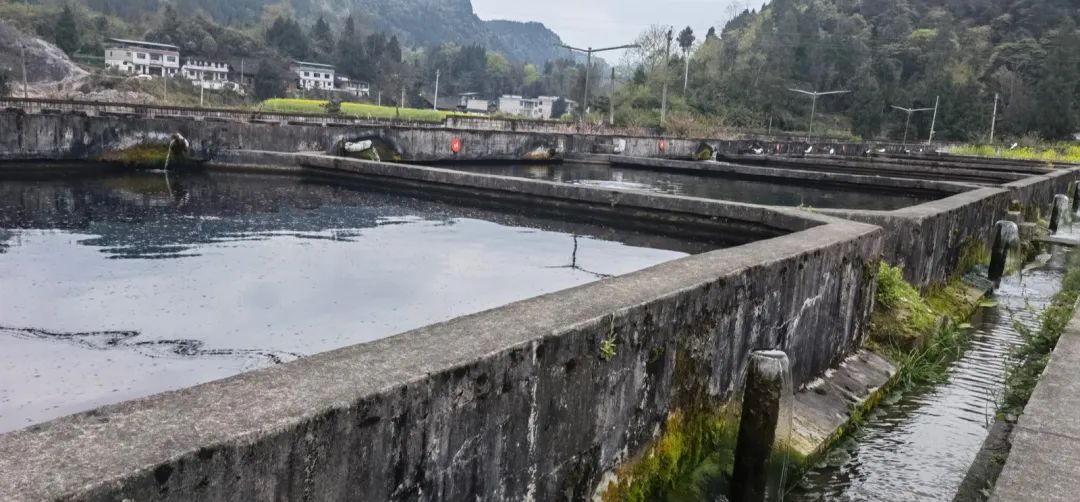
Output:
[181, 58, 231, 90]
[498, 95, 542, 119]
[335, 76, 370, 97]
[497, 95, 575, 119]
[458, 93, 490, 114]
[104, 38, 181, 77]
[292, 61, 335, 91]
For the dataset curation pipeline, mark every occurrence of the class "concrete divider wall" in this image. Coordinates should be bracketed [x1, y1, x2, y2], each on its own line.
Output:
[0, 157, 883, 500]
[1005, 167, 1080, 218]
[825, 188, 1013, 287]
[0, 111, 917, 164]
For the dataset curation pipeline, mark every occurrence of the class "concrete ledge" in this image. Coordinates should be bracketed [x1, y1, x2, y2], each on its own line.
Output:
[791, 350, 896, 461]
[823, 187, 1012, 286]
[711, 153, 1026, 185]
[601, 155, 977, 197]
[992, 301, 1080, 502]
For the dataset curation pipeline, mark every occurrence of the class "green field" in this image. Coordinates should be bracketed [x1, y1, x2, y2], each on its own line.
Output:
[948, 144, 1080, 164]
[259, 98, 453, 122]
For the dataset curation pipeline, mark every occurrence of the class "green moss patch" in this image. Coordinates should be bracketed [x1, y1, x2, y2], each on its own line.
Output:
[601, 406, 741, 502]
[99, 144, 171, 167]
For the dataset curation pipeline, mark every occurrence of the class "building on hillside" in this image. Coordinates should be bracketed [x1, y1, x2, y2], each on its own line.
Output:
[418, 93, 459, 112]
[497, 95, 541, 119]
[181, 58, 231, 90]
[334, 76, 370, 97]
[292, 61, 335, 90]
[497, 95, 575, 119]
[104, 38, 180, 77]
[457, 93, 491, 114]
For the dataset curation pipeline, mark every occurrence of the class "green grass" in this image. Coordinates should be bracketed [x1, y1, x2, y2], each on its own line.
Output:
[1002, 250, 1080, 417]
[259, 98, 453, 122]
[948, 144, 1080, 164]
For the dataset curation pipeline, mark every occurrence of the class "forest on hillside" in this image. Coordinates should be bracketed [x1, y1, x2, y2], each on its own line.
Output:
[0, 0, 594, 105]
[3, 0, 1078, 141]
[617, 0, 1080, 141]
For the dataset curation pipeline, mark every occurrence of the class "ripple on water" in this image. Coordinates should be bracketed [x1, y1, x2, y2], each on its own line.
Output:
[792, 263, 1065, 502]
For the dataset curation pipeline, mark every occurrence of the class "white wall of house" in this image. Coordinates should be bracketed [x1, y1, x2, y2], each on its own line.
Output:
[293, 63, 336, 90]
[104, 40, 180, 77]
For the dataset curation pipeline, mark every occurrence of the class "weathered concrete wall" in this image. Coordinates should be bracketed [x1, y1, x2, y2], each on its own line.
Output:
[0, 110, 917, 164]
[824, 187, 1012, 286]
[1005, 168, 1080, 219]
[596, 155, 975, 197]
[0, 157, 883, 501]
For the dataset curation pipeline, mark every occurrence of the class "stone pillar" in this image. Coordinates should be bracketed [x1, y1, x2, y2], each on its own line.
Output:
[989, 220, 1019, 287]
[731, 351, 793, 502]
[1051, 194, 1070, 235]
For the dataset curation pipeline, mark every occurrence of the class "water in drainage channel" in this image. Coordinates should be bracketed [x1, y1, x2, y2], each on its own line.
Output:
[789, 245, 1072, 502]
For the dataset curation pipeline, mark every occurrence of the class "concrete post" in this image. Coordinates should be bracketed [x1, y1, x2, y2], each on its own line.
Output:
[989, 221, 1019, 287]
[1051, 195, 1070, 235]
[731, 351, 793, 502]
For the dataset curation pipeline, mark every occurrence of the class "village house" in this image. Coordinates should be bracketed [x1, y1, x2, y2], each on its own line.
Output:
[181, 58, 231, 90]
[104, 38, 180, 77]
[292, 61, 336, 91]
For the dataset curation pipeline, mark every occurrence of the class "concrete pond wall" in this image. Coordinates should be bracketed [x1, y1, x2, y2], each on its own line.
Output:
[0, 110, 914, 164]
[600, 155, 1080, 287]
[0, 154, 884, 500]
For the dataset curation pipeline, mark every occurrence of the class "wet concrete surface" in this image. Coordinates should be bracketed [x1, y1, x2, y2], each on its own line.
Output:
[0, 169, 711, 433]
[439, 162, 937, 211]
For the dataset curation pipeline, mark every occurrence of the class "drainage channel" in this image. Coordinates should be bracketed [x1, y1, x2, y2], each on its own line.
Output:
[789, 246, 1071, 501]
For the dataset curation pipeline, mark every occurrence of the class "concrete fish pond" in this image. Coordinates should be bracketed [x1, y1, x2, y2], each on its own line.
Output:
[0, 168, 724, 433]
[431, 161, 947, 211]
[3, 106, 1080, 500]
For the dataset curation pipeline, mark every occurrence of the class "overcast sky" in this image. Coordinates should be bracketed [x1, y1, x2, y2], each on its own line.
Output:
[473, 0, 752, 61]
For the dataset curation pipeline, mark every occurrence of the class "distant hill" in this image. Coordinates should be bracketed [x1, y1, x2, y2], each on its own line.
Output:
[78, 0, 570, 65]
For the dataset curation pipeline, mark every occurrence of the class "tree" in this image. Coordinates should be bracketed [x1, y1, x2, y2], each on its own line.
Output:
[55, 5, 81, 55]
[678, 26, 695, 93]
[706, 27, 717, 40]
[266, 17, 310, 60]
[551, 97, 569, 118]
[1033, 30, 1080, 139]
[311, 17, 334, 58]
[254, 60, 287, 100]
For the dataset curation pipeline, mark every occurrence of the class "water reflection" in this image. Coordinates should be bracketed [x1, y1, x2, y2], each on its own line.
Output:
[440, 162, 937, 211]
[0, 170, 706, 433]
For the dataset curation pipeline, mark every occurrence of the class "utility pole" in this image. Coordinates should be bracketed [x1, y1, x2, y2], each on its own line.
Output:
[559, 43, 639, 126]
[199, 82, 204, 107]
[433, 69, 440, 110]
[609, 67, 616, 126]
[21, 43, 29, 100]
[989, 91, 997, 143]
[164, 73, 168, 104]
[240, 59, 245, 95]
[890, 105, 935, 147]
[927, 96, 940, 145]
[788, 88, 850, 141]
[661, 28, 673, 125]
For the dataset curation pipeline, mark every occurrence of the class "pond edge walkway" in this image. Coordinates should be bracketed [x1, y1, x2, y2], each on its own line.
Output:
[992, 301, 1080, 501]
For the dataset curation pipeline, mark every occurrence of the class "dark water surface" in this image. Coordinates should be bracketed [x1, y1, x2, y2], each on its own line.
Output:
[791, 250, 1068, 501]
[439, 162, 936, 210]
[0, 170, 710, 433]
